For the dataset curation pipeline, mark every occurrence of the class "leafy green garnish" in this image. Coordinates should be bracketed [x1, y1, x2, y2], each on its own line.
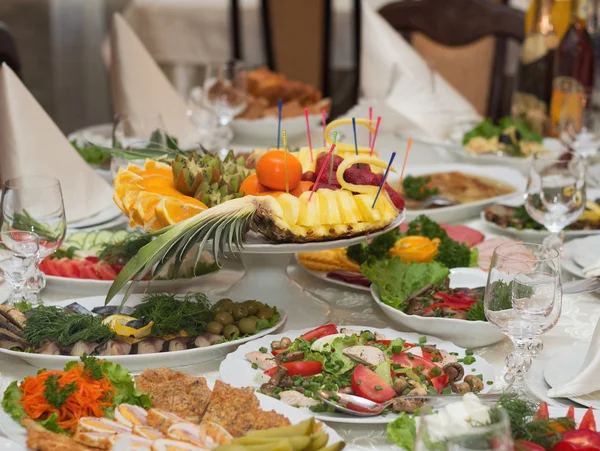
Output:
[71, 140, 111, 166]
[387, 412, 417, 449]
[10, 209, 65, 243]
[346, 228, 400, 265]
[97, 234, 152, 265]
[513, 206, 545, 230]
[462, 118, 500, 145]
[362, 258, 449, 309]
[12, 300, 33, 312]
[2, 381, 27, 424]
[99, 360, 151, 418]
[402, 175, 439, 201]
[23, 306, 115, 347]
[43, 375, 78, 409]
[466, 300, 487, 322]
[462, 117, 541, 146]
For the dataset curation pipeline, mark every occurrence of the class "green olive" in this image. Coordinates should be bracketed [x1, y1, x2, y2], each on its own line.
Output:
[216, 298, 234, 307]
[214, 311, 234, 326]
[246, 315, 259, 322]
[257, 307, 274, 320]
[206, 321, 224, 335]
[238, 317, 258, 335]
[243, 300, 259, 315]
[213, 305, 230, 314]
[232, 305, 248, 320]
[223, 324, 240, 339]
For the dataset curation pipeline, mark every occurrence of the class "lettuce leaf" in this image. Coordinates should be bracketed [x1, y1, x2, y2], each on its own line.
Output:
[2, 381, 26, 424]
[323, 336, 359, 375]
[469, 248, 479, 268]
[363, 258, 449, 309]
[99, 361, 151, 418]
[387, 412, 417, 449]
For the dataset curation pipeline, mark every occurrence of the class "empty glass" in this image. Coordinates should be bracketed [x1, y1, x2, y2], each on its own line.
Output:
[111, 113, 168, 179]
[415, 406, 512, 451]
[0, 231, 39, 306]
[525, 151, 586, 250]
[1, 176, 66, 304]
[187, 87, 220, 150]
[203, 61, 247, 158]
[484, 242, 561, 394]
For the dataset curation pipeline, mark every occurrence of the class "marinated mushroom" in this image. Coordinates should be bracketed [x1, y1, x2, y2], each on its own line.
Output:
[271, 340, 282, 350]
[443, 362, 465, 382]
[260, 383, 278, 396]
[391, 395, 425, 413]
[408, 386, 427, 396]
[268, 365, 289, 387]
[464, 375, 484, 392]
[422, 345, 437, 354]
[280, 337, 292, 349]
[393, 378, 409, 395]
[452, 382, 471, 394]
[282, 350, 304, 362]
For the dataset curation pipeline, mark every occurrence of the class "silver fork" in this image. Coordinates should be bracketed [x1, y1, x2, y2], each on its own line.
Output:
[563, 278, 600, 295]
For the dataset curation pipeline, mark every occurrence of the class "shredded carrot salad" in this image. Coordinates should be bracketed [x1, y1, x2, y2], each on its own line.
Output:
[18, 363, 115, 431]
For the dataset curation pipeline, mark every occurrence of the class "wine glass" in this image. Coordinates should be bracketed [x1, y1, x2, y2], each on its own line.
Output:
[415, 405, 512, 451]
[111, 113, 168, 179]
[203, 60, 247, 158]
[0, 231, 39, 306]
[1, 176, 66, 304]
[524, 151, 586, 250]
[484, 242, 561, 395]
[187, 87, 220, 150]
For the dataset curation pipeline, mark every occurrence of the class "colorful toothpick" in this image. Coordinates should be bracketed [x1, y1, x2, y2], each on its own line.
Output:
[372, 152, 397, 208]
[276, 99, 283, 149]
[369, 116, 381, 156]
[304, 108, 314, 162]
[368, 106, 373, 148]
[283, 130, 289, 193]
[328, 131, 338, 184]
[397, 138, 413, 192]
[309, 143, 336, 202]
[352, 118, 358, 156]
[321, 109, 327, 147]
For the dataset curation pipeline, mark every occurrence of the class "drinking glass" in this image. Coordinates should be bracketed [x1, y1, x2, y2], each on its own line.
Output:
[111, 113, 167, 179]
[0, 232, 39, 306]
[187, 87, 220, 150]
[415, 406, 512, 451]
[203, 61, 247, 158]
[524, 151, 586, 250]
[1, 176, 66, 304]
[484, 242, 561, 394]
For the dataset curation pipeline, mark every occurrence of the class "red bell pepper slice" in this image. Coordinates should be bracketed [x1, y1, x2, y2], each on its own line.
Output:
[430, 374, 449, 393]
[567, 406, 576, 422]
[554, 430, 600, 451]
[264, 361, 323, 377]
[534, 402, 549, 420]
[423, 301, 474, 313]
[271, 349, 286, 356]
[515, 441, 546, 451]
[351, 364, 396, 403]
[376, 340, 392, 346]
[432, 292, 476, 304]
[300, 324, 338, 341]
[580, 408, 597, 431]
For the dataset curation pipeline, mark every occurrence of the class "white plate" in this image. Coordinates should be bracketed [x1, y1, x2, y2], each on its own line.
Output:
[232, 114, 321, 144]
[481, 188, 600, 242]
[0, 438, 25, 451]
[566, 235, 600, 269]
[295, 254, 370, 292]
[387, 164, 526, 223]
[68, 203, 125, 230]
[0, 377, 342, 448]
[0, 294, 286, 371]
[544, 347, 600, 410]
[371, 268, 505, 348]
[219, 325, 496, 424]
[561, 237, 595, 278]
[44, 273, 216, 297]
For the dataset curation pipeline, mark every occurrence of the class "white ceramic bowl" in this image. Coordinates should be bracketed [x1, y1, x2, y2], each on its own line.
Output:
[370, 268, 505, 348]
[232, 114, 321, 145]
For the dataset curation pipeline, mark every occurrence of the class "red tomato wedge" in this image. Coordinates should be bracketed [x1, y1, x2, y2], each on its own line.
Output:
[554, 430, 600, 451]
[430, 374, 449, 394]
[580, 408, 597, 432]
[392, 352, 439, 375]
[80, 264, 101, 280]
[534, 402, 549, 420]
[515, 440, 546, 451]
[376, 340, 391, 346]
[96, 262, 118, 280]
[351, 364, 396, 403]
[85, 256, 99, 263]
[300, 324, 338, 341]
[264, 361, 322, 377]
[567, 406, 576, 422]
[59, 259, 81, 279]
[271, 349, 286, 356]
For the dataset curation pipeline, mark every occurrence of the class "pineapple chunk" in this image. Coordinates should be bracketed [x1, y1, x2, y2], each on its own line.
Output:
[336, 190, 363, 224]
[294, 147, 316, 173]
[373, 193, 395, 217]
[317, 190, 342, 225]
[354, 194, 382, 222]
[276, 193, 301, 226]
[297, 191, 321, 227]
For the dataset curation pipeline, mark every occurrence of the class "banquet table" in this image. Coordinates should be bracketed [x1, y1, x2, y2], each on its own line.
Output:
[0, 133, 598, 450]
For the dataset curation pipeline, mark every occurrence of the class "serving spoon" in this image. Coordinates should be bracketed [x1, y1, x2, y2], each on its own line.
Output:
[418, 196, 459, 209]
[317, 390, 504, 417]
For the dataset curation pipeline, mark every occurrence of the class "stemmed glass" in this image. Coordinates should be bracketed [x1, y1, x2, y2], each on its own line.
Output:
[1, 176, 66, 304]
[524, 151, 586, 251]
[203, 61, 247, 158]
[415, 406, 513, 451]
[187, 87, 220, 150]
[111, 113, 168, 179]
[484, 242, 561, 395]
[0, 231, 39, 306]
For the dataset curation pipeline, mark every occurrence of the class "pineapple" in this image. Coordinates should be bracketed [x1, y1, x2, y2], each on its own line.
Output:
[107, 155, 402, 301]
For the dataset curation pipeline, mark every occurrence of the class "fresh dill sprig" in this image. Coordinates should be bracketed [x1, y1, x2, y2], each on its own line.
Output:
[10, 210, 65, 242]
[97, 234, 152, 265]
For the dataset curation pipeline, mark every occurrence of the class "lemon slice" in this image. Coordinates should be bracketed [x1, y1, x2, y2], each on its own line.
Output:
[102, 314, 153, 338]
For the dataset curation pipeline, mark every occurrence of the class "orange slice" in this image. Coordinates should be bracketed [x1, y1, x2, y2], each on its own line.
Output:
[155, 197, 206, 227]
[139, 175, 175, 189]
[131, 192, 163, 231]
[114, 169, 143, 187]
[141, 160, 173, 178]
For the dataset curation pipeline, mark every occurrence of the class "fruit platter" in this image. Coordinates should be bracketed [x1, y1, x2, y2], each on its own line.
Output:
[219, 324, 496, 424]
[0, 293, 285, 370]
[104, 120, 405, 328]
[39, 230, 218, 295]
[0, 357, 345, 450]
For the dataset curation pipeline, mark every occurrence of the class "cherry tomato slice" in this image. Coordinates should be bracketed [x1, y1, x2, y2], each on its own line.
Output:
[351, 364, 396, 403]
[264, 361, 322, 377]
[300, 324, 338, 341]
[515, 440, 546, 451]
[392, 352, 439, 375]
[580, 408, 598, 432]
[567, 406, 576, 422]
[534, 402, 550, 420]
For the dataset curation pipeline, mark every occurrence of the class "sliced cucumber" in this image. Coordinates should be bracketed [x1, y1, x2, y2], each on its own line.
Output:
[111, 230, 131, 243]
[66, 231, 88, 246]
[82, 232, 98, 250]
[94, 230, 114, 245]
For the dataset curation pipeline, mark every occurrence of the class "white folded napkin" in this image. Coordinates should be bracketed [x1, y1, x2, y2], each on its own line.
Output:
[0, 64, 115, 223]
[548, 321, 600, 398]
[110, 13, 200, 149]
[360, 0, 481, 140]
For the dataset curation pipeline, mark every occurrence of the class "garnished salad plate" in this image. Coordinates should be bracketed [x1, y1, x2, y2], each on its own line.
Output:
[219, 325, 496, 424]
[0, 293, 286, 370]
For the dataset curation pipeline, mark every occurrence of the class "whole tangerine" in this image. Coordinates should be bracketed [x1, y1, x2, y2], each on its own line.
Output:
[239, 174, 269, 196]
[290, 181, 314, 198]
[256, 150, 302, 191]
